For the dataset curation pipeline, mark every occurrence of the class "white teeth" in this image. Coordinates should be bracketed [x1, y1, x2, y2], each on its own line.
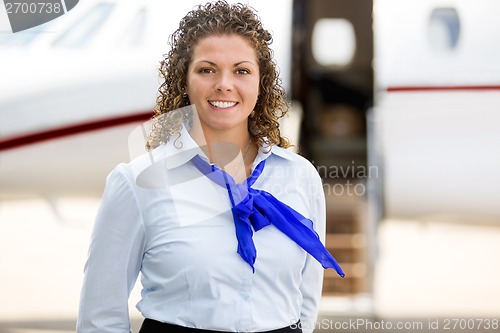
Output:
[209, 101, 237, 108]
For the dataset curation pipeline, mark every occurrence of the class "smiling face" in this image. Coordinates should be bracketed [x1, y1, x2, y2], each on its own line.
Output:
[186, 34, 260, 140]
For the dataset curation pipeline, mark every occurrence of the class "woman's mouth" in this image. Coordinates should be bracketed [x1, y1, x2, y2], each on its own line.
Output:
[208, 100, 238, 109]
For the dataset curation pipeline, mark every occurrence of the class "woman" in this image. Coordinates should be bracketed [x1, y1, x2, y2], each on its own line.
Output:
[77, 1, 343, 333]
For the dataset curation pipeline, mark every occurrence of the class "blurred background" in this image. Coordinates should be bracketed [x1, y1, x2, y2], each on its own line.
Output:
[1, 0, 499, 332]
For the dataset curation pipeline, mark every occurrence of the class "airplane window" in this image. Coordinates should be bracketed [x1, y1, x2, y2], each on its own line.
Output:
[116, 8, 146, 46]
[428, 8, 460, 51]
[51, 2, 115, 48]
[312, 18, 356, 67]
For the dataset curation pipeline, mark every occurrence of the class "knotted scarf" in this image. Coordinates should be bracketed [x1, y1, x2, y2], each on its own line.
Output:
[191, 154, 345, 277]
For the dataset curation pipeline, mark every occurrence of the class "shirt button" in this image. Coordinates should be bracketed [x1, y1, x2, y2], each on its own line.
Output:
[242, 293, 250, 301]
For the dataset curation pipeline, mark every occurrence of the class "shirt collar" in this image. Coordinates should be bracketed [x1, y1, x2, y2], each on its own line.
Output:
[157, 127, 294, 170]
[161, 126, 207, 169]
[252, 143, 294, 168]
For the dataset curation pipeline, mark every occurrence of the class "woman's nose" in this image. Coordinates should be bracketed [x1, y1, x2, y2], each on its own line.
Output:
[215, 72, 233, 92]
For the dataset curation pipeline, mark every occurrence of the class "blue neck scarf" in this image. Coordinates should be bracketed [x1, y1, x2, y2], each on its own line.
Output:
[191, 154, 344, 277]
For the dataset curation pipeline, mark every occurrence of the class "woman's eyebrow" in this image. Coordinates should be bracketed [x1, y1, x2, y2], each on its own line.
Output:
[234, 61, 256, 66]
[196, 60, 217, 66]
[194, 60, 256, 67]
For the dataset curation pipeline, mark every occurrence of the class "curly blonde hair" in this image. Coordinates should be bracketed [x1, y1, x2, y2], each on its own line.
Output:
[146, 0, 290, 150]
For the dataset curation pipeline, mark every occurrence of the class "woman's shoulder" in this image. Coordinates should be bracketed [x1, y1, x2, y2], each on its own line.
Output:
[106, 144, 169, 189]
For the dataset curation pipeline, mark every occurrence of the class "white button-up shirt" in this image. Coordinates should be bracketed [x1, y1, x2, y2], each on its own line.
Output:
[77, 128, 326, 333]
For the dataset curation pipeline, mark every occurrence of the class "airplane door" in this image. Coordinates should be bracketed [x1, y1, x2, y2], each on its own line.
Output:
[292, 0, 374, 299]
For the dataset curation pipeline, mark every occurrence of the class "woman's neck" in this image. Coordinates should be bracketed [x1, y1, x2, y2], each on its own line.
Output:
[192, 130, 257, 183]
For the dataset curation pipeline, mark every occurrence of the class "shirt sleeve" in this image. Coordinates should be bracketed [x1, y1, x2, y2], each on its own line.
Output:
[77, 165, 145, 333]
[299, 167, 326, 333]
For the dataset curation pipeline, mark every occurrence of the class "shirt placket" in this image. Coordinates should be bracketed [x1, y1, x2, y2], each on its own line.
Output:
[238, 271, 253, 331]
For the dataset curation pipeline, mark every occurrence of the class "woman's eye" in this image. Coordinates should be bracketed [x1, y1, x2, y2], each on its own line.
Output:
[199, 68, 214, 74]
[236, 69, 250, 75]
